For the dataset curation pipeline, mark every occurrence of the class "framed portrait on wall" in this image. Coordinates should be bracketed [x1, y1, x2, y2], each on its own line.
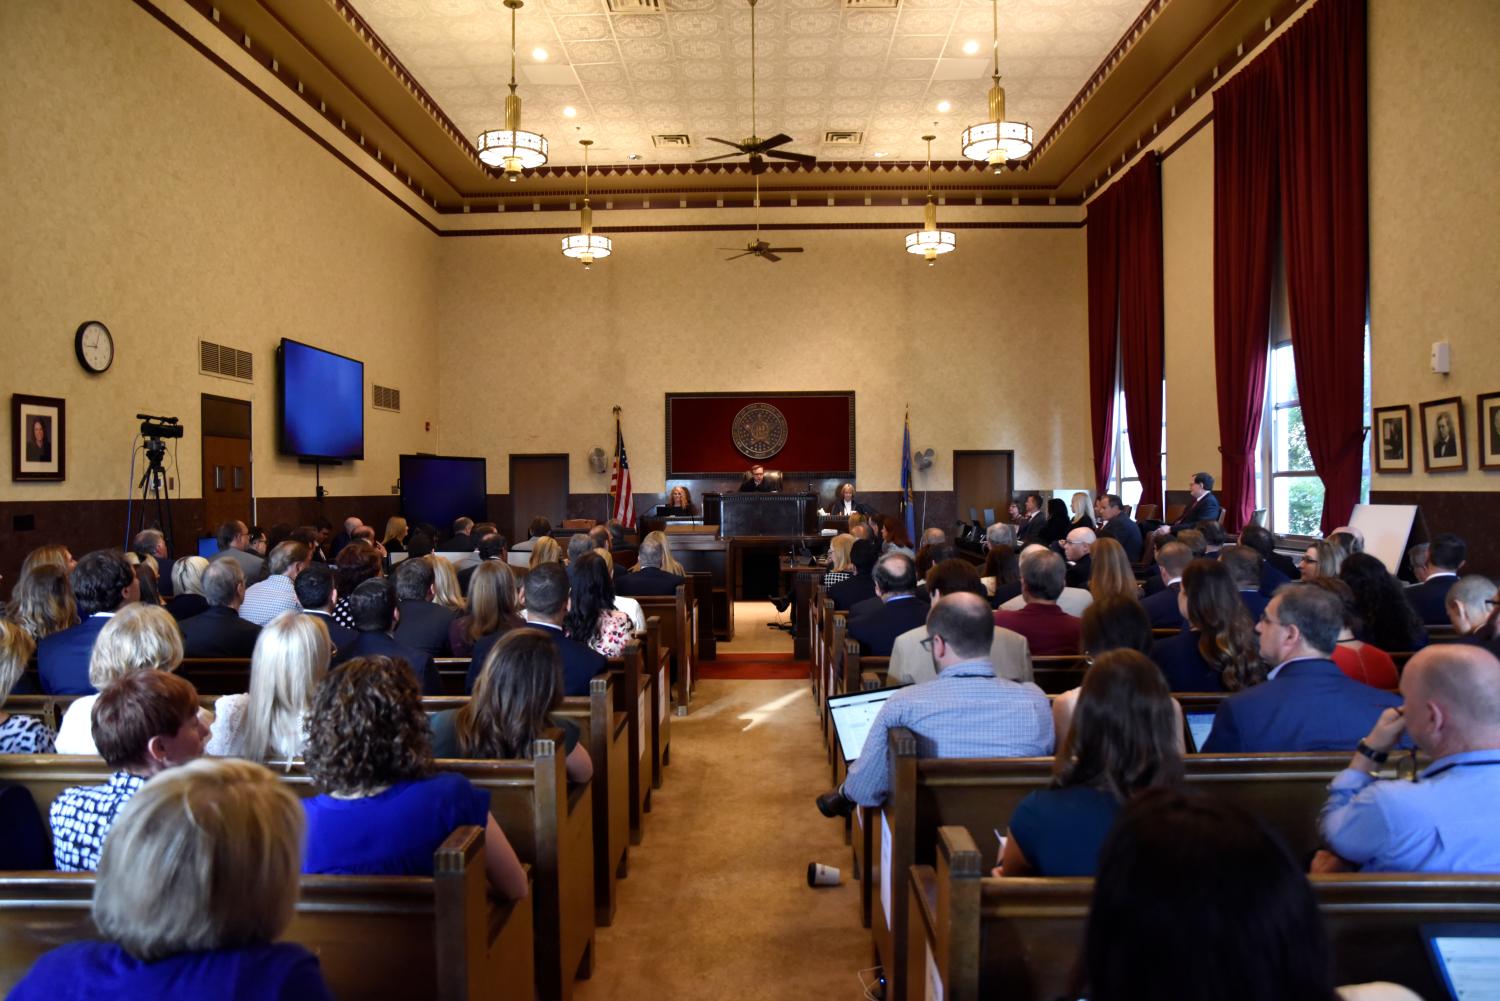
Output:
[12, 394, 66, 482]
[1478, 392, 1500, 471]
[1419, 396, 1466, 473]
[1372, 404, 1411, 474]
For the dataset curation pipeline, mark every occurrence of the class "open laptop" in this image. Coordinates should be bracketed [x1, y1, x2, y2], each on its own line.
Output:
[1186, 712, 1216, 753]
[827, 687, 899, 763]
[1423, 923, 1500, 1000]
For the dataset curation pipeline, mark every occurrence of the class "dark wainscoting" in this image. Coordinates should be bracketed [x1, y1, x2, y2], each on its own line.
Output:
[1369, 490, 1499, 577]
[1, 498, 204, 586]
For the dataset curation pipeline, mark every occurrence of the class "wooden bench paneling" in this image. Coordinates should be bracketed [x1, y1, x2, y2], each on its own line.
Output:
[633, 586, 694, 715]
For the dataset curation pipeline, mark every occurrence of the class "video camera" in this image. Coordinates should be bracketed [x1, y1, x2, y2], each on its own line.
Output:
[137, 413, 184, 440]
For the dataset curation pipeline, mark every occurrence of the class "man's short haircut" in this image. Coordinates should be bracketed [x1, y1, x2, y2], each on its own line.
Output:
[1176, 530, 1207, 558]
[472, 522, 497, 537]
[606, 520, 626, 547]
[1020, 549, 1067, 601]
[1157, 541, 1194, 579]
[921, 527, 947, 547]
[93, 758, 303, 963]
[849, 538, 881, 575]
[527, 517, 553, 540]
[567, 533, 595, 564]
[986, 522, 1017, 549]
[1026, 492, 1043, 509]
[216, 521, 242, 551]
[637, 535, 665, 569]
[347, 579, 396, 632]
[477, 533, 507, 561]
[523, 562, 570, 618]
[71, 550, 136, 617]
[873, 553, 917, 594]
[342, 517, 362, 534]
[588, 525, 610, 550]
[201, 559, 244, 608]
[1413, 644, 1500, 729]
[1239, 523, 1275, 557]
[1195, 521, 1226, 546]
[130, 529, 164, 557]
[926, 593, 995, 660]
[916, 543, 958, 580]
[390, 558, 434, 603]
[1272, 583, 1342, 655]
[91, 670, 200, 769]
[926, 559, 985, 599]
[1428, 533, 1467, 571]
[295, 563, 336, 610]
[1219, 546, 1262, 590]
[1104, 494, 1124, 511]
[265, 541, 309, 577]
[451, 517, 474, 537]
[1192, 472, 1215, 491]
[1407, 543, 1430, 574]
[1447, 575, 1499, 621]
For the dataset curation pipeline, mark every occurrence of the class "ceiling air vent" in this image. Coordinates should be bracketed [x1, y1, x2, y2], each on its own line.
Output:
[824, 130, 864, 145]
[843, 0, 900, 9]
[606, 0, 659, 12]
[372, 384, 401, 412]
[651, 134, 692, 148]
[198, 340, 253, 383]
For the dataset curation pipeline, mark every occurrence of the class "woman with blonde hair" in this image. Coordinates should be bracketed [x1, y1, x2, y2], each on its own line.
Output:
[382, 515, 409, 554]
[823, 534, 856, 587]
[166, 555, 211, 621]
[1088, 538, 1139, 604]
[1301, 540, 1344, 581]
[1070, 491, 1096, 530]
[54, 603, 203, 756]
[206, 611, 329, 764]
[0, 621, 54, 753]
[13, 757, 333, 997]
[448, 560, 524, 658]
[4, 562, 78, 642]
[529, 535, 562, 570]
[18, 544, 75, 579]
[424, 554, 467, 615]
[648, 530, 685, 577]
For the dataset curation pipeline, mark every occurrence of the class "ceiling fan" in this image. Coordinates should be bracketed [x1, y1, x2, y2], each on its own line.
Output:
[720, 175, 804, 262]
[696, 0, 816, 175]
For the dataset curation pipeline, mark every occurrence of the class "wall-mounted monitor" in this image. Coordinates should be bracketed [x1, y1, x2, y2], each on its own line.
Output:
[400, 454, 488, 531]
[277, 338, 364, 461]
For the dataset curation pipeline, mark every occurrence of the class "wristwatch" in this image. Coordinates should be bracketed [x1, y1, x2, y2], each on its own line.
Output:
[1356, 740, 1390, 764]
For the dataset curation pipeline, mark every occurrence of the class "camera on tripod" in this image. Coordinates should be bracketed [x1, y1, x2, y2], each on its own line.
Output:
[138, 414, 184, 440]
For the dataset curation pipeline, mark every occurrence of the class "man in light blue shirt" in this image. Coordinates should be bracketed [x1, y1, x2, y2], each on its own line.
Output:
[1318, 643, 1500, 873]
[816, 592, 1054, 815]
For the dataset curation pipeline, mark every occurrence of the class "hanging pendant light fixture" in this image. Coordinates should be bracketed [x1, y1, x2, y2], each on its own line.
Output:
[476, 0, 548, 181]
[561, 139, 612, 268]
[961, 0, 1033, 172]
[905, 135, 956, 266]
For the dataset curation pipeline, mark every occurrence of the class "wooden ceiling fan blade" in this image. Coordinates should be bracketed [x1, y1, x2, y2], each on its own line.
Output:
[766, 247, 803, 253]
[704, 137, 747, 149]
[724, 251, 754, 260]
[760, 251, 781, 262]
[755, 133, 794, 151]
[696, 151, 744, 163]
[765, 149, 816, 165]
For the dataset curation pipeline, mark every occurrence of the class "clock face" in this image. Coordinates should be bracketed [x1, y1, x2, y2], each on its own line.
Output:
[75, 321, 114, 373]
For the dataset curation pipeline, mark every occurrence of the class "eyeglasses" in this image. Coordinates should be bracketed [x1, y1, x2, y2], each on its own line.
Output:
[919, 636, 942, 652]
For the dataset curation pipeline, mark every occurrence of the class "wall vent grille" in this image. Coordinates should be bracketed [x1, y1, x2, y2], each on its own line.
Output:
[198, 340, 254, 382]
[843, 0, 900, 9]
[373, 384, 401, 412]
[606, 0, 660, 12]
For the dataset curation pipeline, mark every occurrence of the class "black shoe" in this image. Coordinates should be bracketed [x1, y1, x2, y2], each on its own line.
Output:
[770, 593, 792, 614]
[816, 789, 854, 819]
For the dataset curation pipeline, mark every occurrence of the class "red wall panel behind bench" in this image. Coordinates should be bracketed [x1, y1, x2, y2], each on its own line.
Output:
[665, 393, 855, 477]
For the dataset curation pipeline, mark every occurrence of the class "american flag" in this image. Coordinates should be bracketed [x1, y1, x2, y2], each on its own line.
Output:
[610, 413, 635, 529]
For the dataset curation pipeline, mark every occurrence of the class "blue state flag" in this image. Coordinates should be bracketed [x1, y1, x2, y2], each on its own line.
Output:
[900, 409, 916, 544]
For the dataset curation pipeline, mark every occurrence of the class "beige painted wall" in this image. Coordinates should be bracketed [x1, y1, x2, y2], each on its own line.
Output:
[436, 223, 1090, 493]
[0, 0, 441, 505]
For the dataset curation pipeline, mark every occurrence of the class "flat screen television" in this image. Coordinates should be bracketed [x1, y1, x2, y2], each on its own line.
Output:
[277, 338, 364, 460]
[400, 454, 488, 532]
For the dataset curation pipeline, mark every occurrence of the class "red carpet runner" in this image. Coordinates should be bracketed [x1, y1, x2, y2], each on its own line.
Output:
[697, 652, 809, 680]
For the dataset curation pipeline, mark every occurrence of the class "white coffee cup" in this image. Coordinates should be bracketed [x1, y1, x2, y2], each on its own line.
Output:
[807, 862, 841, 887]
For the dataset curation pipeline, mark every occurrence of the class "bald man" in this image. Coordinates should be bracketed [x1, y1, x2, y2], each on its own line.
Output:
[1063, 527, 1095, 588]
[1318, 644, 1500, 873]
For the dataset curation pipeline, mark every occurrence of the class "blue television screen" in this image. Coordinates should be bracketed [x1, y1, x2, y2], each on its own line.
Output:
[278, 339, 364, 460]
[400, 454, 488, 531]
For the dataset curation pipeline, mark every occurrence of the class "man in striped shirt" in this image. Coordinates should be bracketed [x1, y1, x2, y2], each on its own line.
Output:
[817, 592, 1054, 815]
[238, 541, 310, 627]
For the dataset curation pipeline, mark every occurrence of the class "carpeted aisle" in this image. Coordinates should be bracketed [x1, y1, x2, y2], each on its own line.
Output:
[573, 679, 871, 1000]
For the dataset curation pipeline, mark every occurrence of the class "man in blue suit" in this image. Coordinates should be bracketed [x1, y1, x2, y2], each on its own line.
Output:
[1404, 533, 1466, 626]
[847, 553, 930, 656]
[1156, 472, 1223, 537]
[1204, 584, 1403, 753]
[467, 562, 605, 697]
[37, 550, 139, 694]
[1098, 494, 1143, 564]
[1140, 542, 1192, 629]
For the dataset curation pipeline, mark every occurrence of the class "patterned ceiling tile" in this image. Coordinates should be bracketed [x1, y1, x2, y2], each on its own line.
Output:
[354, 0, 1149, 165]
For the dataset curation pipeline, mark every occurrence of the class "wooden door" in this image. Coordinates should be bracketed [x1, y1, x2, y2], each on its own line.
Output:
[952, 450, 1013, 526]
[201, 395, 252, 541]
[509, 454, 569, 543]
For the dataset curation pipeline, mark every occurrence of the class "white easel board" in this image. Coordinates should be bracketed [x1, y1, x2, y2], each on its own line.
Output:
[1348, 503, 1420, 574]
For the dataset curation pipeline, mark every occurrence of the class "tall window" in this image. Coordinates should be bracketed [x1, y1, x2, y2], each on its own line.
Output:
[1110, 384, 1166, 513]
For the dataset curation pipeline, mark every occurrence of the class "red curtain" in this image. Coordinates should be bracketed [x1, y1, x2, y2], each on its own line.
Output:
[1211, 58, 1279, 533]
[1276, 0, 1369, 534]
[1116, 156, 1166, 516]
[1086, 193, 1120, 498]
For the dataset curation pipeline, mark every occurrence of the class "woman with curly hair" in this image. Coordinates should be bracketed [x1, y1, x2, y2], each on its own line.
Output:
[564, 553, 633, 657]
[4, 562, 77, 642]
[331, 543, 383, 629]
[448, 560, 525, 659]
[1340, 552, 1428, 653]
[431, 630, 593, 783]
[1149, 560, 1265, 692]
[300, 656, 528, 899]
[1088, 537, 1139, 605]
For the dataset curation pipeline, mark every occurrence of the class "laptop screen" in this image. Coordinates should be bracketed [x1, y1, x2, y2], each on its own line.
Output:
[828, 688, 898, 763]
[1424, 923, 1500, 1000]
[1186, 712, 1216, 753]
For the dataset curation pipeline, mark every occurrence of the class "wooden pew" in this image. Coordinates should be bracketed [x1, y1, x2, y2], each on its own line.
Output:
[553, 677, 630, 929]
[846, 651, 1088, 695]
[634, 585, 694, 715]
[0, 826, 534, 1001]
[0, 740, 594, 1001]
[641, 618, 672, 791]
[605, 639, 652, 846]
[912, 826, 1500, 1001]
[862, 727, 1409, 1001]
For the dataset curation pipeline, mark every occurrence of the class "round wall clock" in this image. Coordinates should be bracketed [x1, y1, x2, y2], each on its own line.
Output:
[75, 320, 114, 374]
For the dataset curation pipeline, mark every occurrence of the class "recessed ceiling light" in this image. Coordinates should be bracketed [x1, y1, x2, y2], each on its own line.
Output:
[532, 46, 549, 62]
[962, 39, 980, 55]
[562, 106, 578, 118]
[627, 153, 642, 161]
[936, 100, 952, 113]
[872, 151, 887, 158]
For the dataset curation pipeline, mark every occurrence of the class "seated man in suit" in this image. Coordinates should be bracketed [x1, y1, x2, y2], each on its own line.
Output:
[293, 563, 357, 658]
[390, 557, 456, 658]
[1063, 528, 1095, 589]
[847, 552, 929, 657]
[1405, 533, 1466, 626]
[828, 537, 881, 612]
[1097, 494, 1144, 564]
[889, 560, 1032, 686]
[328, 516, 363, 561]
[1202, 584, 1403, 753]
[997, 545, 1094, 618]
[337, 579, 440, 694]
[467, 562, 604, 697]
[179, 559, 262, 659]
[457, 532, 508, 595]
[1220, 545, 1270, 621]
[37, 549, 140, 695]
[1154, 472, 1223, 538]
[237, 541, 309, 627]
[614, 533, 687, 597]
[508, 516, 551, 568]
[1318, 643, 1500, 873]
[993, 549, 1083, 656]
[209, 520, 264, 581]
[739, 463, 777, 492]
[1141, 542, 1193, 630]
[438, 516, 476, 554]
[1015, 493, 1048, 547]
[129, 528, 174, 598]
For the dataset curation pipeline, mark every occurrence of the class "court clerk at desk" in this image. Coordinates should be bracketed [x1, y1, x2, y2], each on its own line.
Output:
[829, 482, 873, 516]
[739, 464, 778, 492]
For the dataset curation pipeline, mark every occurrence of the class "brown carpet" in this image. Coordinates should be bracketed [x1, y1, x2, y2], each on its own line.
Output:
[574, 679, 871, 1001]
[699, 654, 809, 681]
